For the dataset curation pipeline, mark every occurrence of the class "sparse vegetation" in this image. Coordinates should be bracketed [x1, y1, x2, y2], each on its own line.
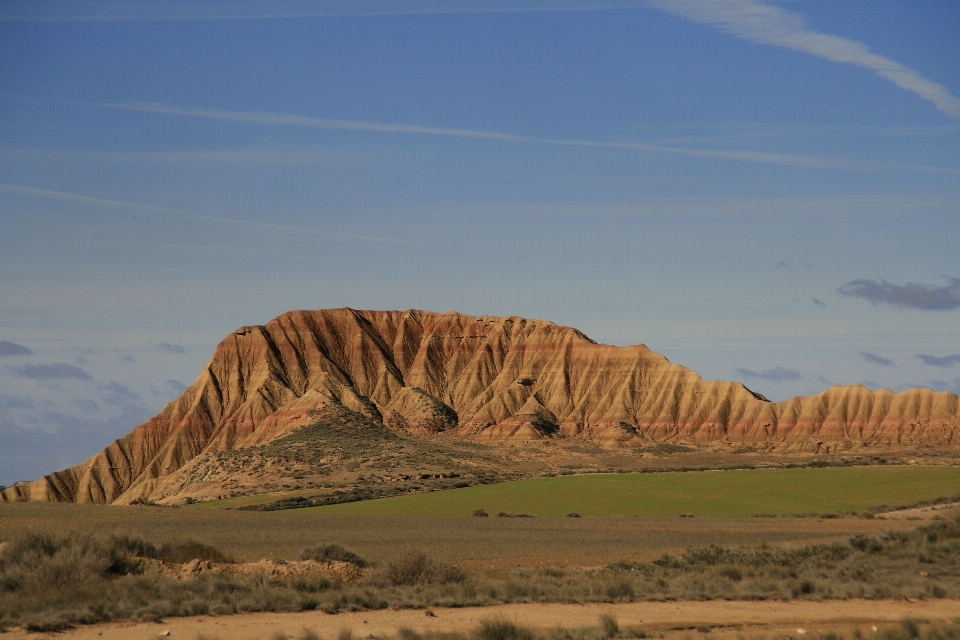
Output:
[4, 518, 960, 632]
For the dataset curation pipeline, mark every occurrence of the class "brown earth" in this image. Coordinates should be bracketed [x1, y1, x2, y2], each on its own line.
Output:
[6, 600, 960, 640]
[4, 308, 958, 505]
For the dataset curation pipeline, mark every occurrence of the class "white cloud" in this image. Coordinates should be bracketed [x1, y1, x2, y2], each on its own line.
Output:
[102, 103, 528, 141]
[646, 0, 960, 119]
[100, 102, 960, 174]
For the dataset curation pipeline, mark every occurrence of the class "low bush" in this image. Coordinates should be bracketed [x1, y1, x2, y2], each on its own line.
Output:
[379, 551, 467, 586]
[300, 544, 368, 567]
[475, 618, 535, 640]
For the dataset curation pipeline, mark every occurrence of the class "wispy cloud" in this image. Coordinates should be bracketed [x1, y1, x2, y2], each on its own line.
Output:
[164, 379, 187, 394]
[101, 381, 140, 405]
[8, 0, 958, 118]
[0, 146, 343, 165]
[737, 366, 801, 381]
[100, 102, 960, 173]
[838, 277, 960, 311]
[860, 352, 895, 367]
[156, 341, 186, 354]
[7, 363, 93, 381]
[916, 354, 960, 368]
[0, 395, 36, 410]
[0, 183, 404, 243]
[0, 341, 33, 357]
[102, 102, 529, 142]
[811, 298, 826, 308]
[646, 0, 960, 119]
[927, 378, 960, 395]
[0, 0, 650, 22]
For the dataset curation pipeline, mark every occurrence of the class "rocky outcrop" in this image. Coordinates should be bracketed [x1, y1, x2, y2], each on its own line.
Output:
[3, 308, 959, 504]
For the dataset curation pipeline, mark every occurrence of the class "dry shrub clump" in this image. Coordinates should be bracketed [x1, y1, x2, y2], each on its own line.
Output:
[378, 551, 468, 586]
[0, 532, 143, 631]
[301, 544, 369, 567]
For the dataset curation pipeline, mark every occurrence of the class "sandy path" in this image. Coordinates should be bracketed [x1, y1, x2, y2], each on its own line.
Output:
[11, 600, 960, 640]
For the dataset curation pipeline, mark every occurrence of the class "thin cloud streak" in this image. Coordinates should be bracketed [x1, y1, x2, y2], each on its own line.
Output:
[7, 363, 93, 381]
[916, 354, 960, 368]
[101, 102, 960, 173]
[156, 342, 186, 355]
[0, 0, 649, 22]
[102, 103, 528, 142]
[736, 366, 801, 381]
[0, 183, 405, 244]
[0, 146, 342, 165]
[860, 352, 895, 367]
[0, 341, 33, 357]
[646, 0, 960, 119]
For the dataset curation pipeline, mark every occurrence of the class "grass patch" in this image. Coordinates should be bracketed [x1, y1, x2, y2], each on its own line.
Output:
[308, 466, 960, 517]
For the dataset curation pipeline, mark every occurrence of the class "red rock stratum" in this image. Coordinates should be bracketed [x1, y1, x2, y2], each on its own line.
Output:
[4, 308, 958, 504]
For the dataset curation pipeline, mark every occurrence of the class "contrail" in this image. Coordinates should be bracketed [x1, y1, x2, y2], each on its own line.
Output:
[0, 0, 648, 22]
[9, 1, 957, 117]
[101, 102, 872, 170]
[100, 102, 530, 142]
[646, 0, 960, 119]
[0, 183, 405, 243]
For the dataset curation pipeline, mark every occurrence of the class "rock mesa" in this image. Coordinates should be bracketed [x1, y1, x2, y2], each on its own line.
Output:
[3, 308, 958, 504]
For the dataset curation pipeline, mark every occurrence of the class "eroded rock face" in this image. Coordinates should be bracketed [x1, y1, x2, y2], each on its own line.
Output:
[4, 308, 959, 504]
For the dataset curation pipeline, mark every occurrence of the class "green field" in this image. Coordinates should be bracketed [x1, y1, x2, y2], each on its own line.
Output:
[309, 466, 960, 517]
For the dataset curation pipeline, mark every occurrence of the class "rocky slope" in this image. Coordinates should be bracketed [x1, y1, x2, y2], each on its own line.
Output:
[3, 308, 959, 504]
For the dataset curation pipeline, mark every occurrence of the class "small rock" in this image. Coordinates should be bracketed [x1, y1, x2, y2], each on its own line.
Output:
[425, 609, 436, 617]
[797, 630, 807, 635]
[159, 631, 171, 637]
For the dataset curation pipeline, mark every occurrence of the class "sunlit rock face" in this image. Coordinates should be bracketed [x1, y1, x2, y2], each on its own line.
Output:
[4, 308, 958, 504]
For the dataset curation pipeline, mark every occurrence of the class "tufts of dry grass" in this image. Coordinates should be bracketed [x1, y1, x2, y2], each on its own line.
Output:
[4, 520, 960, 632]
[377, 551, 468, 587]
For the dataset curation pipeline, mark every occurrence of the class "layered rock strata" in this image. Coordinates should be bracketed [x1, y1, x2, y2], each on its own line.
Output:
[4, 308, 958, 504]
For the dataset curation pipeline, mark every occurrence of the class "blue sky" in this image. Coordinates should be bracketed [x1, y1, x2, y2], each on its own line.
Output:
[1, 0, 959, 484]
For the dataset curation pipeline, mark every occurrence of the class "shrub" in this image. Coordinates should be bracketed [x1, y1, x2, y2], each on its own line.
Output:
[475, 618, 535, 640]
[380, 551, 467, 586]
[0, 532, 141, 594]
[600, 613, 619, 638]
[473, 509, 489, 517]
[300, 544, 368, 567]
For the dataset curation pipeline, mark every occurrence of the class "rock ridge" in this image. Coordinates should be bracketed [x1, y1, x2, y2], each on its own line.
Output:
[3, 308, 958, 504]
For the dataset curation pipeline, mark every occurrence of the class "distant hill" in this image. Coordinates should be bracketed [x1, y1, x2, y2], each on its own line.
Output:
[4, 308, 958, 505]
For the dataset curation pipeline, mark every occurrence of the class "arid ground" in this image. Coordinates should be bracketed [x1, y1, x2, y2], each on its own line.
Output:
[5, 599, 960, 640]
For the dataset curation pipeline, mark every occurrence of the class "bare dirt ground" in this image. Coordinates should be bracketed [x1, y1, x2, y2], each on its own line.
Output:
[9, 600, 960, 640]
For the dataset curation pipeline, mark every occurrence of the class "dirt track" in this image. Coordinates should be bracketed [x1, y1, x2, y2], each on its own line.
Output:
[12, 599, 960, 640]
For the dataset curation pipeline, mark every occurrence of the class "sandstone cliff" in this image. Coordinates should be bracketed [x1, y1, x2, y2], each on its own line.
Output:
[4, 308, 958, 504]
